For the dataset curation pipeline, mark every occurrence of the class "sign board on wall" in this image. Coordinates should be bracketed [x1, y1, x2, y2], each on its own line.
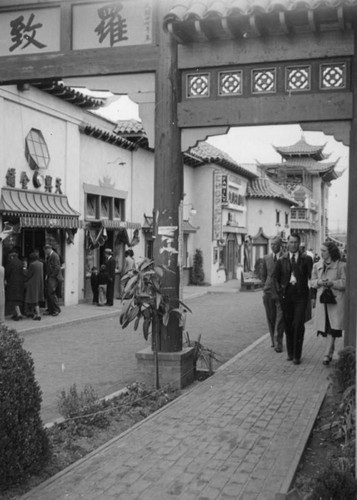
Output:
[0, 0, 152, 57]
[213, 172, 223, 241]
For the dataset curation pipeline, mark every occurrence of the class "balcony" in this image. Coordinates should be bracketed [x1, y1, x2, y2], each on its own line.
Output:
[290, 208, 317, 232]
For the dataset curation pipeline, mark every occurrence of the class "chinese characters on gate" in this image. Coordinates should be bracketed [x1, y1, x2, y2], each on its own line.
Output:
[0, 1, 152, 57]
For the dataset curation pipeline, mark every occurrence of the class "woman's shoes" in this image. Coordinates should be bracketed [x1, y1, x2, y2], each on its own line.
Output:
[12, 315, 23, 321]
[323, 355, 332, 365]
[33, 315, 41, 321]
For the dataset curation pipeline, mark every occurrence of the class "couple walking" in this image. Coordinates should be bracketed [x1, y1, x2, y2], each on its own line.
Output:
[262, 234, 345, 365]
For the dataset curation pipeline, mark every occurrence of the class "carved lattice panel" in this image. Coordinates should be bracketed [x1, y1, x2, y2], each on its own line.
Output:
[252, 68, 276, 94]
[218, 70, 243, 96]
[286, 66, 311, 92]
[186, 73, 210, 98]
[320, 63, 346, 90]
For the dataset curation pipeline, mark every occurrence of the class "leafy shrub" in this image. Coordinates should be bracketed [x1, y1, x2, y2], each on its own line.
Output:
[0, 326, 49, 490]
[334, 346, 356, 392]
[57, 384, 109, 429]
[310, 465, 357, 500]
[191, 249, 205, 285]
[335, 385, 356, 445]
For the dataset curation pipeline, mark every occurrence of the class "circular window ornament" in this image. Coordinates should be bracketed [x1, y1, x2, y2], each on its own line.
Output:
[33, 171, 43, 188]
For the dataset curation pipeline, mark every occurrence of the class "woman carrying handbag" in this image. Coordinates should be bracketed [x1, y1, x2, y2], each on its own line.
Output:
[310, 241, 346, 365]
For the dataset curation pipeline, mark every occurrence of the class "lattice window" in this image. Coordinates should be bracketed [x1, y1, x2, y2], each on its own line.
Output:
[252, 68, 276, 94]
[286, 66, 311, 92]
[218, 70, 243, 96]
[186, 73, 210, 98]
[320, 63, 346, 90]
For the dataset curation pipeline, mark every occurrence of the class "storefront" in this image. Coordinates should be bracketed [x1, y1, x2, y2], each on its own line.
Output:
[0, 187, 80, 306]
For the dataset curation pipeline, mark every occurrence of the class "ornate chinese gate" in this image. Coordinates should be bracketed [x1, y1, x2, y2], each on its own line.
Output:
[0, 0, 356, 349]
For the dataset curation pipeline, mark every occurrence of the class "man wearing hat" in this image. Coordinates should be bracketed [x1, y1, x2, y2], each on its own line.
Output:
[104, 248, 115, 306]
[44, 243, 62, 316]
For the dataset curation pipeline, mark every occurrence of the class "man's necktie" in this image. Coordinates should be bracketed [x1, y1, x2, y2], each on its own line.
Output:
[274, 254, 277, 262]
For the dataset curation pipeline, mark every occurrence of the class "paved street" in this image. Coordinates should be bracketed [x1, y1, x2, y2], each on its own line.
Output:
[18, 287, 267, 424]
[20, 290, 330, 500]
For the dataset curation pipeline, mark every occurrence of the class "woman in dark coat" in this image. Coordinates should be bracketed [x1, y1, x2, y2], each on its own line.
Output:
[24, 251, 44, 320]
[5, 249, 25, 320]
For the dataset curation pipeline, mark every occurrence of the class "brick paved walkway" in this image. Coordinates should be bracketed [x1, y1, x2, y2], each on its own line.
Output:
[20, 308, 330, 500]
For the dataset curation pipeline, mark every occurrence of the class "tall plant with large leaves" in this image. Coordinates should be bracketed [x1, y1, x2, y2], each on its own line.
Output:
[120, 259, 191, 347]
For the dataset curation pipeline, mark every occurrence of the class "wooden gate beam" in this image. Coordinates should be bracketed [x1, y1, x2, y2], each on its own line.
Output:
[0, 46, 158, 84]
[177, 32, 354, 69]
[178, 93, 353, 128]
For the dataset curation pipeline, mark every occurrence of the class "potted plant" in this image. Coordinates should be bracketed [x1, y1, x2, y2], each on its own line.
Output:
[119, 258, 191, 388]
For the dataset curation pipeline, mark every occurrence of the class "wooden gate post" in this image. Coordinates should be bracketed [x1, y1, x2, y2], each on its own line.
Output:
[153, 0, 183, 353]
[345, 30, 357, 348]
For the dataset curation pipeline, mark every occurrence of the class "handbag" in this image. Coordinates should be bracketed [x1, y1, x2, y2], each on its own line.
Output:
[320, 287, 336, 304]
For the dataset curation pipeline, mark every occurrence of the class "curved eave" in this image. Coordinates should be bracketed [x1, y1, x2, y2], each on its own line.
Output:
[247, 193, 299, 206]
[164, 1, 357, 43]
[80, 124, 137, 151]
[31, 81, 105, 110]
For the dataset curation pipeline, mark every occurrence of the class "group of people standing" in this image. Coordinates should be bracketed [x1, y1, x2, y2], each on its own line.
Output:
[1, 243, 63, 322]
[90, 248, 135, 306]
[262, 233, 346, 366]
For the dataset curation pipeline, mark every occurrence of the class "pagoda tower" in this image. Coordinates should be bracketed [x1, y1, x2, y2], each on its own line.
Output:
[259, 134, 343, 252]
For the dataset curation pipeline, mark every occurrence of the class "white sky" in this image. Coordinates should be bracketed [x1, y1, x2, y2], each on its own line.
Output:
[97, 95, 349, 233]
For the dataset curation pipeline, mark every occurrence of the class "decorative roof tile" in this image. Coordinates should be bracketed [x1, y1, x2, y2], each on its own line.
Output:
[32, 81, 105, 110]
[164, 0, 357, 42]
[188, 141, 257, 178]
[274, 136, 325, 159]
[114, 119, 145, 135]
[246, 177, 298, 205]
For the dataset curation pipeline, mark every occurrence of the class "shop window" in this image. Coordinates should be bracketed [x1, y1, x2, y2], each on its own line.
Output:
[25, 128, 50, 170]
[114, 198, 125, 219]
[86, 194, 98, 218]
[101, 196, 111, 219]
[219, 246, 225, 268]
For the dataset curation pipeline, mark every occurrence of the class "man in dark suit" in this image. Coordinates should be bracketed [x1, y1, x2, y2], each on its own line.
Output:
[273, 233, 313, 365]
[104, 248, 116, 306]
[44, 243, 61, 316]
[262, 236, 284, 352]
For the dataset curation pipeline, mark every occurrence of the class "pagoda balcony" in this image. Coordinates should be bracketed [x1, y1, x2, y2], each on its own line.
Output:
[290, 208, 317, 231]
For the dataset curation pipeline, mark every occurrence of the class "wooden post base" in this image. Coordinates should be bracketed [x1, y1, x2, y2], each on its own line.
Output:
[135, 347, 195, 390]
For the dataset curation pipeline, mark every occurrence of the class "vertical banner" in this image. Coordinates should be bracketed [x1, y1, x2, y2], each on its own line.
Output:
[213, 171, 223, 242]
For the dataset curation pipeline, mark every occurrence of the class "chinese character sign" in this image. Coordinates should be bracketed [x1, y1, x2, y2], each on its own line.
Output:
[72, 0, 153, 50]
[0, 8, 60, 56]
[213, 172, 223, 241]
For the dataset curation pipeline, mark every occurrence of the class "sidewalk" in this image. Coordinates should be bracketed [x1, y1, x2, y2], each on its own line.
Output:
[18, 280, 331, 500]
[7, 281, 238, 335]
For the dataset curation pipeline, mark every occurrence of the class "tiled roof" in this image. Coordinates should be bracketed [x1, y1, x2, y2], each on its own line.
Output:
[283, 158, 338, 173]
[246, 177, 298, 205]
[187, 141, 257, 179]
[164, 0, 357, 42]
[114, 119, 145, 135]
[274, 137, 325, 160]
[262, 157, 338, 174]
[32, 81, 105, 110]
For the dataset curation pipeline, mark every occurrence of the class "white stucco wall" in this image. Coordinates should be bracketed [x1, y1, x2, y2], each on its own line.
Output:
[247, 198, 292, 242]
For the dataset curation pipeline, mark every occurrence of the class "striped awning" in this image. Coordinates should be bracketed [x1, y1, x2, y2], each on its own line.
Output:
[0, 188, 80, 228]
[101, 219, 141, 230]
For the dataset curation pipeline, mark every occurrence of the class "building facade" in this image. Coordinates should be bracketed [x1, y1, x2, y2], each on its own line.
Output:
[260, 136, 343, 252]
